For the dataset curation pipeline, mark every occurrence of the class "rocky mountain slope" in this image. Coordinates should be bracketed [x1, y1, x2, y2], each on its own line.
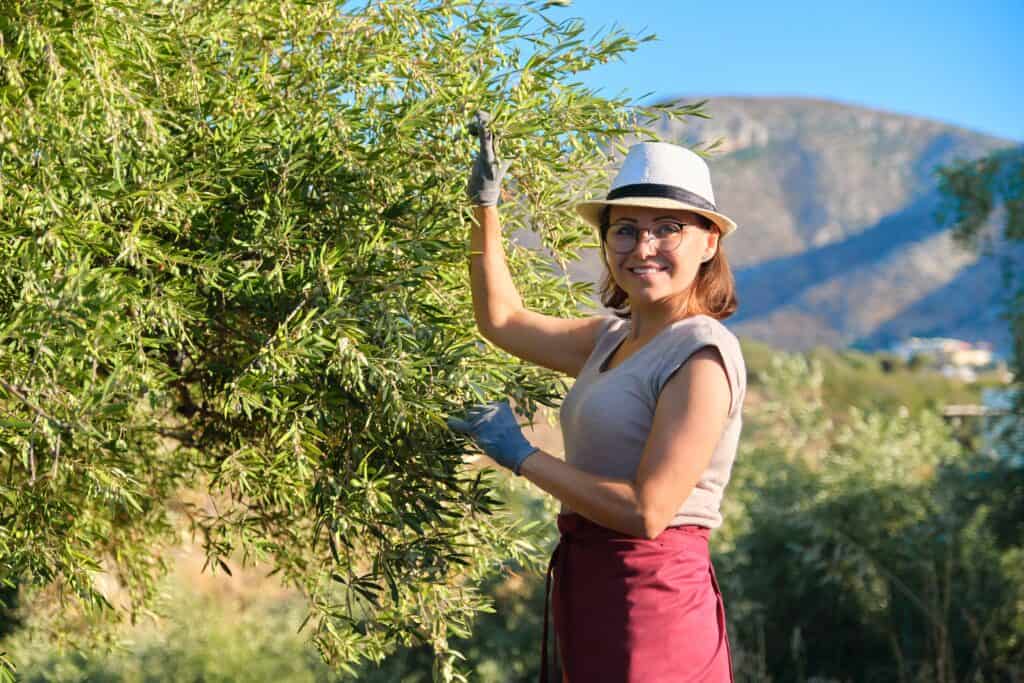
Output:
[560, 96, 1017, 351]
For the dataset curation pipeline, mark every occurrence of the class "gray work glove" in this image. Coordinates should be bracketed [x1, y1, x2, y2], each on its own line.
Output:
[466, 111, 510, 207]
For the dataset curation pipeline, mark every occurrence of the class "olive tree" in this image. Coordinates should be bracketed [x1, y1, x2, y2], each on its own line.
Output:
[0, 0, 704, 677]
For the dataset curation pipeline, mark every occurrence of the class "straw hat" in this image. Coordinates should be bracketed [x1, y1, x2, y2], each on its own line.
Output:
[576, 142, 738, 237]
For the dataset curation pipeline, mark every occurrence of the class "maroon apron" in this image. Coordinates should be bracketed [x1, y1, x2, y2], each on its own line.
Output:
[541, 513, 733, 682]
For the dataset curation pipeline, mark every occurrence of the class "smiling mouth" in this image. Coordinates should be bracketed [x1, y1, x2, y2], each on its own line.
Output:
[628, 267, 667, 275]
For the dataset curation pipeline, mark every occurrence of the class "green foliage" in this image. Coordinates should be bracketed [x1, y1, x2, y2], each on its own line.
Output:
[346, 478, 561, 682]
[0, 0, 704, 676]
[935, 151, 1024, 679]
[719, 353, 1024, 682]
[4, 583, 336, 682]
[5, 477, 560, 683]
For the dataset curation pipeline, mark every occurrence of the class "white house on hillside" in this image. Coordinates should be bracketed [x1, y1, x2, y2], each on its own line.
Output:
[891, 337, 995, 368]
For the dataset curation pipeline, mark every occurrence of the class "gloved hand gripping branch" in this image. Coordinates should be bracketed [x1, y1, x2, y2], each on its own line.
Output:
[466, 111, 510, 207]
[446, 401, 539, 475]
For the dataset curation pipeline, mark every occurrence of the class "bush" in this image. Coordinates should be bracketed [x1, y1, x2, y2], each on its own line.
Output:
[719, 353, 1024, 682]
[5, 585, 335, 682]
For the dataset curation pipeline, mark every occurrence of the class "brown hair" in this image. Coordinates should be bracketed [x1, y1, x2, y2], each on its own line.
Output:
[596, 206, 738, 320]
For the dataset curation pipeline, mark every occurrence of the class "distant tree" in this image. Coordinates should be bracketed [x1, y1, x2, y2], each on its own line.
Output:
[0, 0, 702, 678]
[937, 148, 1024, 546]
[938, 147, 1023, 424]
[907, 352, 928, 372]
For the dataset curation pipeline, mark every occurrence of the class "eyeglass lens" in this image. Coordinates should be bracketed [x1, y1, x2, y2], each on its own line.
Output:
[607, 223, 685, 254]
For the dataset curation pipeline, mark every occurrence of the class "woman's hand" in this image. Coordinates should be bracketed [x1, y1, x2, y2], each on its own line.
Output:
[466, 111, 510, 207]
[446, 400, 538, 474]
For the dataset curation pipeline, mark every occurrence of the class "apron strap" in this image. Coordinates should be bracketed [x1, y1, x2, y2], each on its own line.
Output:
[540, 540, 561, 683]
[708, 560, 735, 683]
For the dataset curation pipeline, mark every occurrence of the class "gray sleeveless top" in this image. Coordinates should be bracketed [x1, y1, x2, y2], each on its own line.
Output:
[558, 314, 746, 529]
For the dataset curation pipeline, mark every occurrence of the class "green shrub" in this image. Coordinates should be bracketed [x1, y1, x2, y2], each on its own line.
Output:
[5, 585, 335, 682]
[719, 352, 1024, 682]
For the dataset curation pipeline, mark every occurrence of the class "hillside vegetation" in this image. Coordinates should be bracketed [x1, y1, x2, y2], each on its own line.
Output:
[743, 338, 998, 416]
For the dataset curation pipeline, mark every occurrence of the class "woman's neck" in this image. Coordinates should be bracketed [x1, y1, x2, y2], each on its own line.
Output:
[626, 297, 695, 342]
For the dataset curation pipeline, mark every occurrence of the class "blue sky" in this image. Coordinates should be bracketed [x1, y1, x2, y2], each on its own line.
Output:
[559, 0, 1022, 141]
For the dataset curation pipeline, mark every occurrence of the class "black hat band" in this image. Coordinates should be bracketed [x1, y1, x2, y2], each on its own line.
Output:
[606, 183, 717, 212]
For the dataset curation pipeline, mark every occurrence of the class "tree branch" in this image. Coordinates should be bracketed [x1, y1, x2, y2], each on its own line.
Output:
[0, 379, 71, 432]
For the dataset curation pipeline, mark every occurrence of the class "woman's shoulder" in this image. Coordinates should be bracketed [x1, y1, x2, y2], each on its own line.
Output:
[666, 316, 747, 413]
[669, 315, 742, 349]
[664, 316, 747, 378]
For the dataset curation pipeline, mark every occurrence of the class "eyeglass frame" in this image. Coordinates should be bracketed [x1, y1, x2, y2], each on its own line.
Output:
[602, 219, 711, 255]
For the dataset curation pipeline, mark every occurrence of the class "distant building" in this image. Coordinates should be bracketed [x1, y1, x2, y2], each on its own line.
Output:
[948, 345, 995, 368]
[891, 337, 996, 381]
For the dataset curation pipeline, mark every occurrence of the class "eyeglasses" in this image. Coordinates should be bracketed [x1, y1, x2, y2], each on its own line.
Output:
[605, 221, 703, 254]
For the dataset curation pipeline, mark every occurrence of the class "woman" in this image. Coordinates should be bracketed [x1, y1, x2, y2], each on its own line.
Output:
[447, 113, 745, 682]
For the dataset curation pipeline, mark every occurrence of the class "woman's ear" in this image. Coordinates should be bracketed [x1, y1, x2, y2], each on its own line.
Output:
[702, 231, 720, 262]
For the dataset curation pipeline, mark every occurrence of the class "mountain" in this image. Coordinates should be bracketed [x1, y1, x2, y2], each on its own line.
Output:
[558, 96, 1018, 352]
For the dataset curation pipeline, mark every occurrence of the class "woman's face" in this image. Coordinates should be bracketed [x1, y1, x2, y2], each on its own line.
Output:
[604, 205, 719, 309]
